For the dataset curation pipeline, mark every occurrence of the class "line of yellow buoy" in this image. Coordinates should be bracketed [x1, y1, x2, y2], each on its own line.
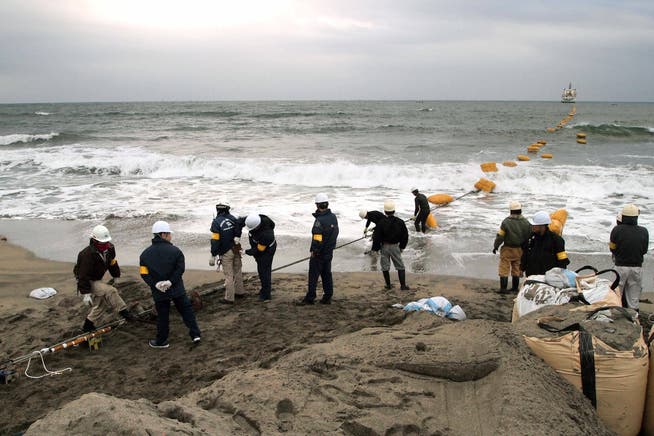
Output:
[424, 104, 579, 231]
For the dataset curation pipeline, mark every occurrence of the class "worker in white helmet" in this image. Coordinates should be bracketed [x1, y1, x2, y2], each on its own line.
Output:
[492, 201, 532, 293]
[242, 213, 277, 302]
[374, 200, 410, 290]
[610, 204, 649, 310]
[298, 193, 339, 305]
[139, 221, 201, 348]
[74, 224, 134, 332]
[521, 211, 570, 277]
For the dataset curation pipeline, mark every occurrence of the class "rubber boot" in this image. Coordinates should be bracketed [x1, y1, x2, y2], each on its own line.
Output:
[398, 270, 410, 290]
[511, 276, 520, 293]
[382, 271, 392, 290]
[499, 277, 508, 293]
[82, 318, 96, 332]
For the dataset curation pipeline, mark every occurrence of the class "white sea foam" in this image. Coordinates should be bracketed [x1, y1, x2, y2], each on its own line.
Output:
[0, 132, 59, 145]
[34, 111, 51, 116]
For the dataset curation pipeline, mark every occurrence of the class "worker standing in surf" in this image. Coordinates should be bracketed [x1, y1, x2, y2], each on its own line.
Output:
[412, 188, 430, 233]
[359, 208, 386, 261]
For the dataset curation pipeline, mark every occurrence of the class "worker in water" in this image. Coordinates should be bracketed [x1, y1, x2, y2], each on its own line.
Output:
[492, 201, 532, 293]
[374, 200, 410, 290]
[359, 208, 386, 255]
[521, 211, 570, 277]
[299, 193, 339, 305]
[139, 221, 201, 348]
[412, 188, 430, 233]
[243, 213, 277, 302]
[610, 204, 649, 310]
[209, 202, 245, 304]
[74, 225, 135, 332]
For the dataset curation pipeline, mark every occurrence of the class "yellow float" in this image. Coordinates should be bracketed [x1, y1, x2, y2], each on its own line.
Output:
[426, 213, 438, 228]
[474, 178, 496, 193]
[577, 138, 587, 144]
[502, 161, 518, 167]
[517, 154, 530, 161]
[427, 193, 454, 205]
[541, 153, 553, 159]
[480, 162, 498, 172]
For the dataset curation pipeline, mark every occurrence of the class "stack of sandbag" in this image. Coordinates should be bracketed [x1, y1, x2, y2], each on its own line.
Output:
[512, 268, 622, 322]
[514, 305, 648, 436]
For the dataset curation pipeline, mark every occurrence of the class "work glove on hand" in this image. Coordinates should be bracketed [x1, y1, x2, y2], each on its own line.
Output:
[83, 294, 93, 306]
[410, 216, 416, 221]
[209, 255, 216, 266]
[492, 248, 497, 254]
[155, 280, 172, 292]
[363, 228, 369, 236]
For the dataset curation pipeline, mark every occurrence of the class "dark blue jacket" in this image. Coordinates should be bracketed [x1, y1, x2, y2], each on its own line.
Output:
[210, 212, 243, 256]
[139, 236, 186, 302]
[310, 208, 339, 256]
[243, 214, 276, 259]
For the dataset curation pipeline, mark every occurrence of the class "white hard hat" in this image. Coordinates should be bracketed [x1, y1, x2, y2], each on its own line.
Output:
[91, 225, 112, 242]
[314, 193, 329, 204]
[384, 200, 395, 212]
[411, 187, 419, 193]
[152, 221, 173, 234]
[530, 211, 551, 226]
[509, 201, 521, 211]
[245, 214, 261, 230]
[359, 209, 367, 219]
[622, 204, 639, 217]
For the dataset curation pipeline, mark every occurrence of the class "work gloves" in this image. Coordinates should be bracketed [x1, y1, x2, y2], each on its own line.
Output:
[155, 280, 172, 292]
[83, 294, 93, 306]
[209, 255, 216, 266]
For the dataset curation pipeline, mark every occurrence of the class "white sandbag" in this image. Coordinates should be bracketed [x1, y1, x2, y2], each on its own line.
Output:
[403, 296, 466, 320]
[29, 287, 57, 299]
[514, 276, 577, 320]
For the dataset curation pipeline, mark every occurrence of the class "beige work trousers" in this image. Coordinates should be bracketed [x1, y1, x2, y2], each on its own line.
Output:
[221, 249, 244, 302]
[87, 280, 127, 324]
[498, 246, 523, 277]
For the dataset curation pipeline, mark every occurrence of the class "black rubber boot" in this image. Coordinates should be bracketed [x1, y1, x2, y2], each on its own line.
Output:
[398, 270, 410, 290]
[499, 277, 508, 293]
[82, 318, 96, 332]
[511, 276, 520, 293]
[382, 271, 392, 289]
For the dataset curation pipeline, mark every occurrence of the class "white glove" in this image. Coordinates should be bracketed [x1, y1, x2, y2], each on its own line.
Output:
[363, 228, 369, 236]
[209, 255, 216, 266]
[233, 237, 240, 244]
[83, 294, 92, 306]
[155, 280, 172, 292]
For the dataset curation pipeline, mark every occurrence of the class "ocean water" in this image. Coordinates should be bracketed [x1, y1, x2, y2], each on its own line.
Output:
[1, 101, 653, 287]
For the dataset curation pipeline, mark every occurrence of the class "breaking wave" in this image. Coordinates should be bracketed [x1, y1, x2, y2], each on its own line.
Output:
[0, 132, 59, 146]
[571, 123, 654, 137]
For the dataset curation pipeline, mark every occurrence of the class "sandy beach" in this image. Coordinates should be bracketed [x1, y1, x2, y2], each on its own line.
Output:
[2, 235, 641, 434]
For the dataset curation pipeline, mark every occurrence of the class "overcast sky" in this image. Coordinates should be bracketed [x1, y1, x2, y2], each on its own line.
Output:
[1, 0, 653, 103]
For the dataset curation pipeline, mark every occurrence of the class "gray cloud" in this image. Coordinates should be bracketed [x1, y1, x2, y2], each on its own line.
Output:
[1, 0, 652, 102]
